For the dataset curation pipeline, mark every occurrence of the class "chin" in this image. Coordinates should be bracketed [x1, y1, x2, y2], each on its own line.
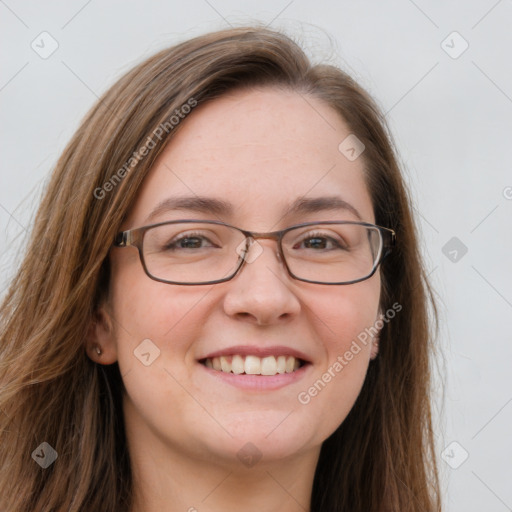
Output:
[200, 410, 319, 464]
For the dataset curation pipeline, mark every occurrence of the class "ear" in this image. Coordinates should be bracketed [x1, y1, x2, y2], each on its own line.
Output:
[370, 310, 382, 360]
[370, 334, 380, 360]
[85, 305, 118, 364]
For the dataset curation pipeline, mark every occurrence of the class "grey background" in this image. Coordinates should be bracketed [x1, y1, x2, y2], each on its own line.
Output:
[1, 1, 511, 509]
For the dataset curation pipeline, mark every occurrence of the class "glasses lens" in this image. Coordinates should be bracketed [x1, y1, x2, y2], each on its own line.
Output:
[282, 223, 382, 283]
[142, 222, 246, 283]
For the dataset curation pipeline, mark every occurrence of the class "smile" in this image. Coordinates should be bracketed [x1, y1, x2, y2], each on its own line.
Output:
[200, 354, 306, 376]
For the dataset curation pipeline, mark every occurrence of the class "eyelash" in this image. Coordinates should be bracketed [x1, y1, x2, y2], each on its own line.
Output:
[163, 229, 347, 251]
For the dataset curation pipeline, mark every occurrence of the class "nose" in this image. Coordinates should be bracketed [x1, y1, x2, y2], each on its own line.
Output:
[222, 238, 301, 326]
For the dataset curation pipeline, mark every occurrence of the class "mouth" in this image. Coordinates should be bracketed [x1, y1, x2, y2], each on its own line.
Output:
[199, 354, 308, 376]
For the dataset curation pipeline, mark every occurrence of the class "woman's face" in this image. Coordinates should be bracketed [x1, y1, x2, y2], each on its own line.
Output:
[98, 88, 381, 468]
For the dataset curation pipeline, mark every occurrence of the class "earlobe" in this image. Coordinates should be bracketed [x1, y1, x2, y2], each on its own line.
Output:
[370, 309, 382, 360]
[370, 336, 380, 360]
[85, 306, 117, 364]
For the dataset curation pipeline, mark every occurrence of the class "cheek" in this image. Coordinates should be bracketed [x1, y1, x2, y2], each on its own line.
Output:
[109, 272, 221, 388]
[110, 264, 202, 339]
[108, 279, 210, 440]
[297, 279, 380, 433]
[311, 276, 381, 352]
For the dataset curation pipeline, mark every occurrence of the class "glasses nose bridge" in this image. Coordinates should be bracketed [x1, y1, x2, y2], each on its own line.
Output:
[241, 229, 284, 263]
[247, 229, 281, 242]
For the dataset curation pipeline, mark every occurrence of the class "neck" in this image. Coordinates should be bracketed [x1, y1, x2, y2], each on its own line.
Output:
[124, 402, 319, 512]
[131, 461, 317, 512]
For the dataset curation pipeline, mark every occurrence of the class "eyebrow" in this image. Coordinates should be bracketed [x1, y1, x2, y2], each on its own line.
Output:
[144, 195, 363, 224]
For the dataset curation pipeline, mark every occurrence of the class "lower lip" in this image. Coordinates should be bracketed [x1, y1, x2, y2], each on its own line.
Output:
[199, 362, 312, 391]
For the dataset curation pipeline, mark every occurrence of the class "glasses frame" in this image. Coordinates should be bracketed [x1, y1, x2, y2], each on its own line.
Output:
[113, 219, 396, 286]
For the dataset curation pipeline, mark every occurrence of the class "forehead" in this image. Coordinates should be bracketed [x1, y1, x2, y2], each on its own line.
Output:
[126, 88, 375, 228]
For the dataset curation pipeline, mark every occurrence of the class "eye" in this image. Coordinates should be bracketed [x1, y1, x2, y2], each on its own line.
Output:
[292, 230, 348, 251]
[164, 231, 218, 250]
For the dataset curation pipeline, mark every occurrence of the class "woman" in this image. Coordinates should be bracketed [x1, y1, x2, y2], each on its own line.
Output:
[0, 26, 441, 511]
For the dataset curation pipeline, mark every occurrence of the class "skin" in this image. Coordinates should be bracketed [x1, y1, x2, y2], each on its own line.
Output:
[88, 88, 382, 512]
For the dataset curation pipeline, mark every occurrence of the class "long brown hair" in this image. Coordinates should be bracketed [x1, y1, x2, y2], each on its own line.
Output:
[0, 26, 441, 511]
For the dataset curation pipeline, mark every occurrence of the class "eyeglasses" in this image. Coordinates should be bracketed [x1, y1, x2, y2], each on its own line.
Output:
[113, 219, 396, 285]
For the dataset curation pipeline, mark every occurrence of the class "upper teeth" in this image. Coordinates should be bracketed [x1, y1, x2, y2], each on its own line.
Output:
[204, 355, 301, 376]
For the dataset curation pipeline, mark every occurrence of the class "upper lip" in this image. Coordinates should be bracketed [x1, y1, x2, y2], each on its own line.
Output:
[199, 345, 312, 363]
